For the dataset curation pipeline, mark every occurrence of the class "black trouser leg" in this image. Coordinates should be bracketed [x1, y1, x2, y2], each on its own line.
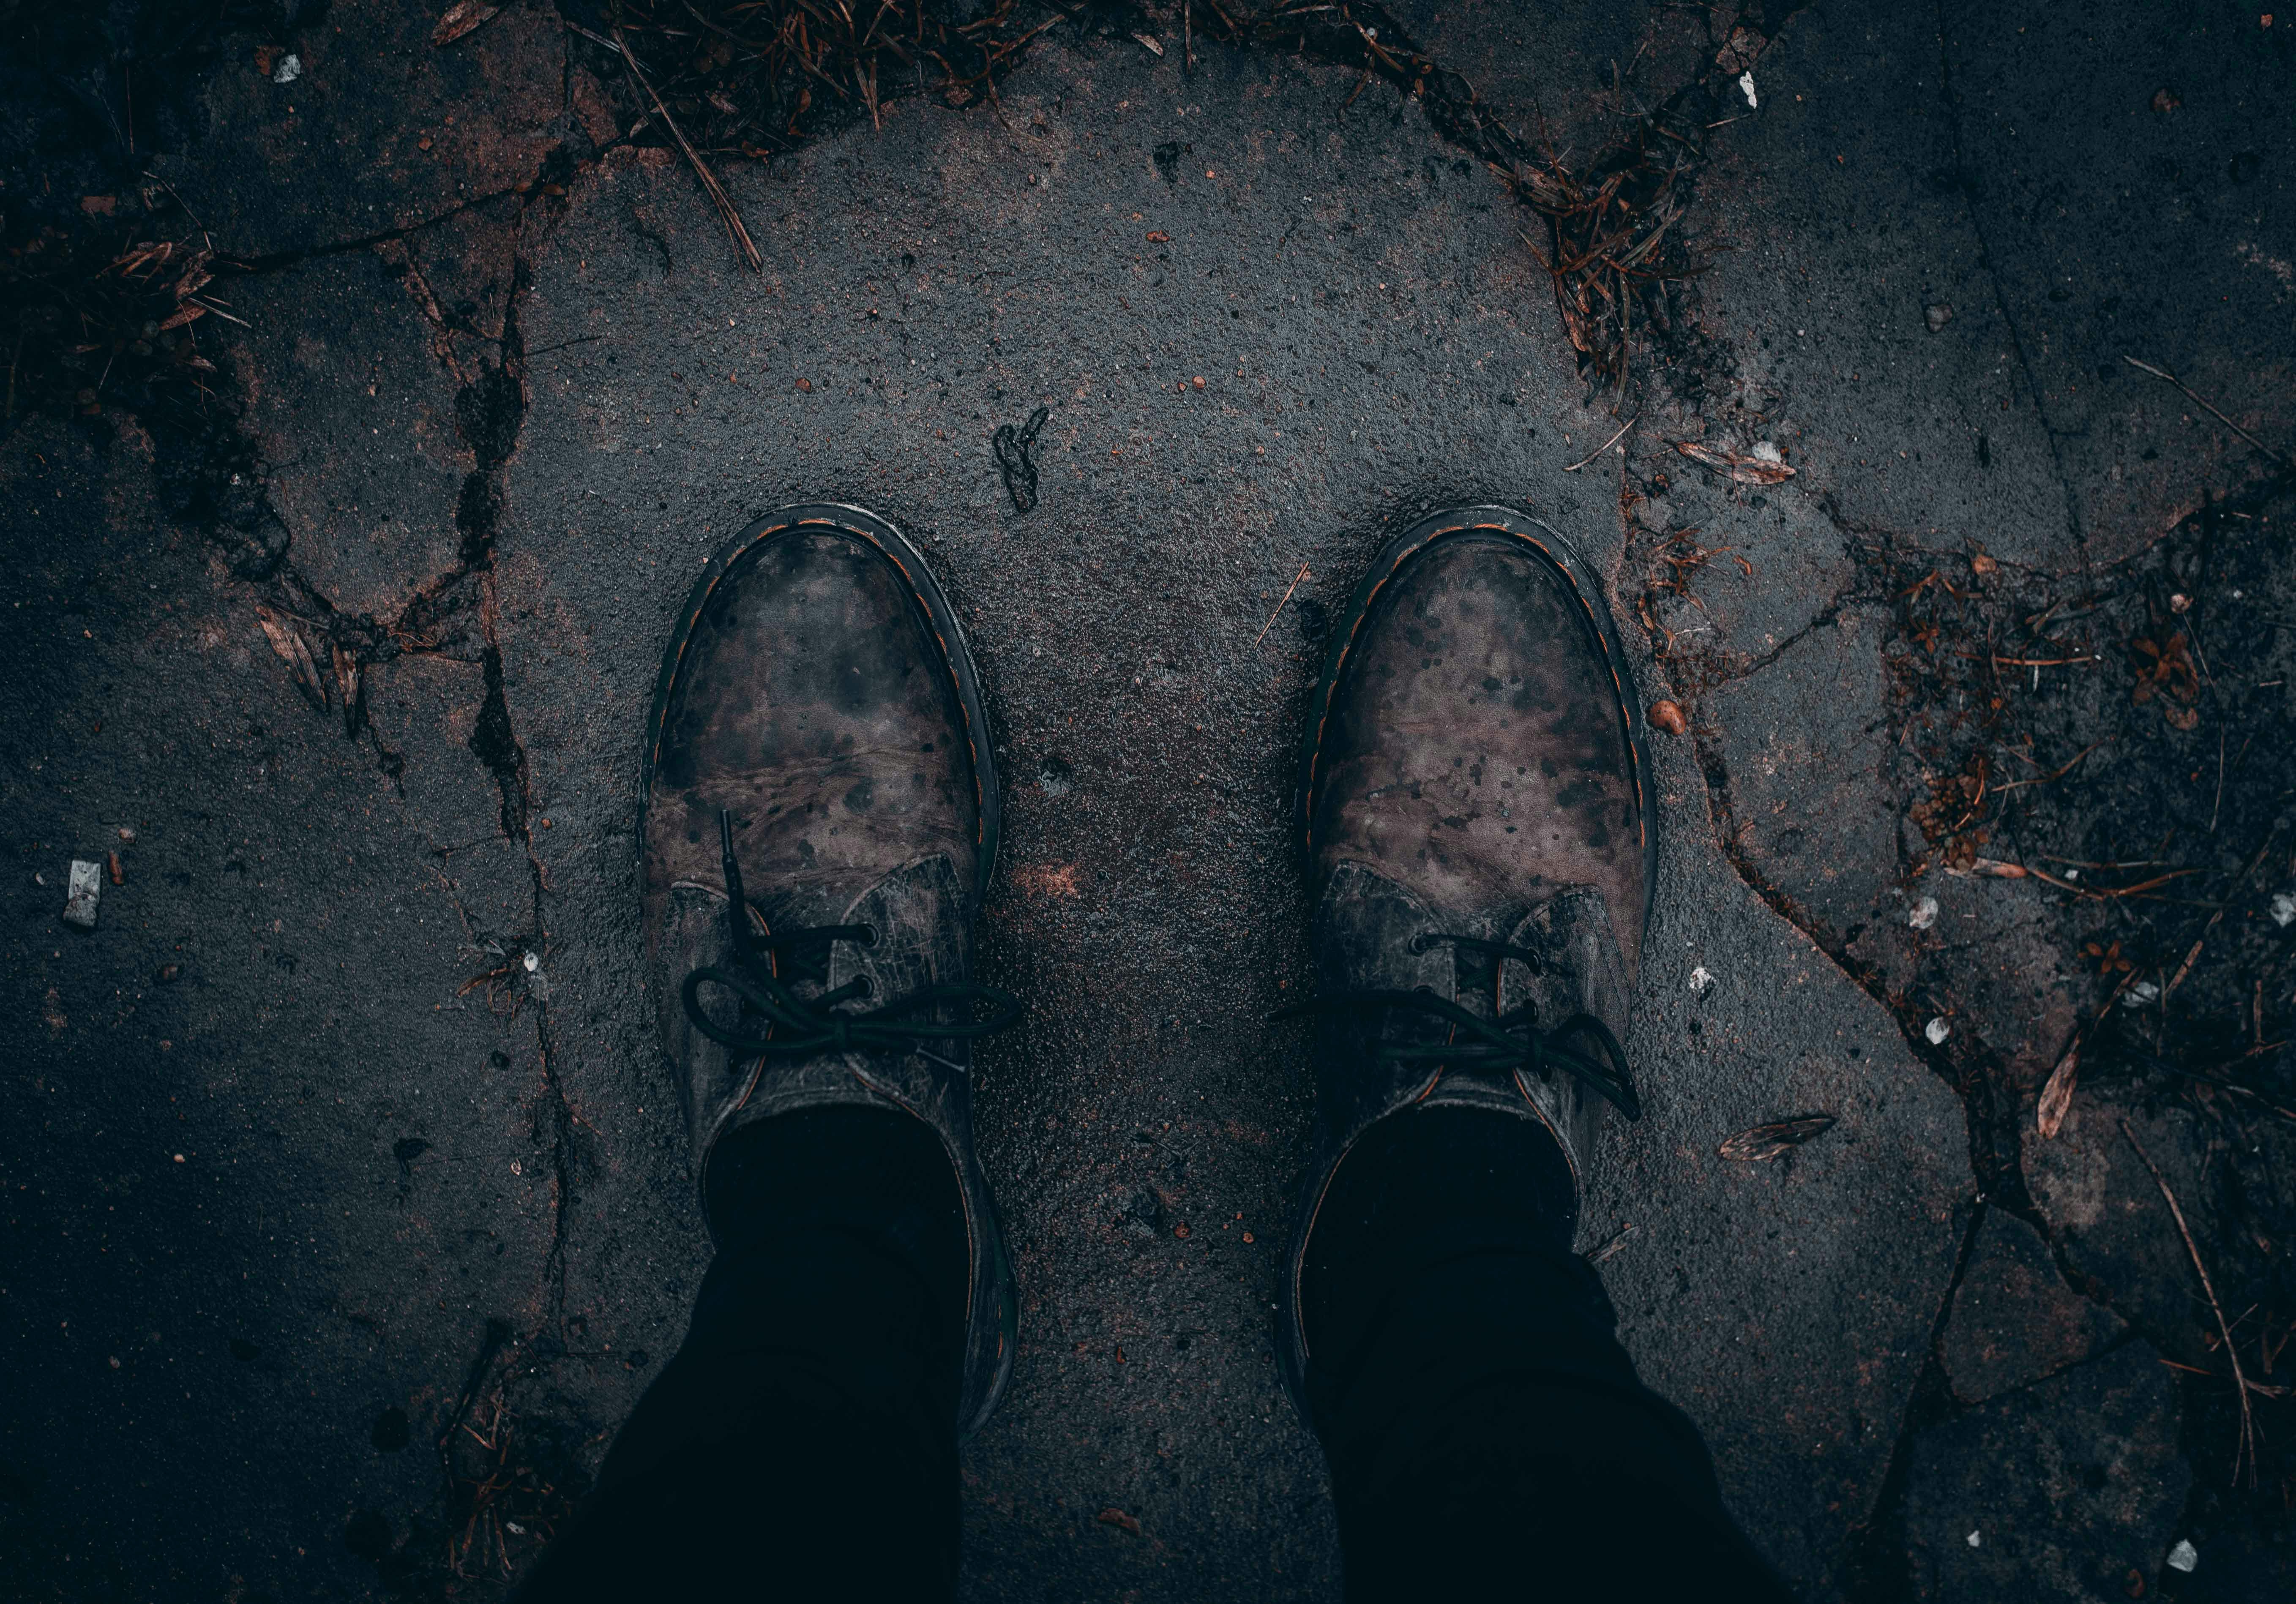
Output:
[518, 1107, 969, 1603]
[1303, 1105, 1794, 1600]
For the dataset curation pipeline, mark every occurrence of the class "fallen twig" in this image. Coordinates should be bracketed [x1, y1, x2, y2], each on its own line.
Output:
[2122, 356, 2289, 468]
[611, 24, 762, 270]
[1252, 561, 1311, 648]
[2121, 1118, 2256, 1484]
[1563, 412, 1639, 472]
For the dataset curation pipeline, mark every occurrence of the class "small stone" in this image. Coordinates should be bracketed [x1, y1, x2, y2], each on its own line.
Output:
[1688, 965, 1715, 994]
[1925, 1016, 1951, 1045]
[1966, 1530, 1982, 1548]
[2166, 1540, 2197, 1573]
[273, 52, 302, 85]
[522, 951, 540, 973]
[117, 826, 136, 843]
[1925, 303, 1955, 332]
[1648, 698, 1688, 735]
[2121, 980, 2161, 1008]
[1909, 896, 1940, 930]
[62, 859, 102, 929]
[2269, 891, 2294, 927]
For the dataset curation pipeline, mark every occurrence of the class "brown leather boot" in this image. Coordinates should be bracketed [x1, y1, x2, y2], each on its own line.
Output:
[1278, 505, 1657, 1408]
[639, 503, 1019, 1435]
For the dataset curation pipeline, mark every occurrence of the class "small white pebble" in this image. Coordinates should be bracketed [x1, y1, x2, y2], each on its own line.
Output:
[523, 951, 541, 972]
[1688, 965, 1715, 994]
[2271, 891, 2296, 927]
[511, 1160, 523, 1176]
[110, 1356, 122, 1370]
[2122, 980, 2162, 1008]
[1966, 1530, 1981, 1549]
[273, 52, 301, 85]
[1738, 70, 1758, 107]
[1925, 1017, 1952, 1045]
[117, 826, 137, 843]
[173, 1153, 185, 1163]
[1908, 896, 1939, 930]
[2167, 1539, 2197, 1573]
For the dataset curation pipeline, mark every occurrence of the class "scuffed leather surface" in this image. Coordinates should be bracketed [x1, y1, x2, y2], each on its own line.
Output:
[1307, 531, 1645, 978]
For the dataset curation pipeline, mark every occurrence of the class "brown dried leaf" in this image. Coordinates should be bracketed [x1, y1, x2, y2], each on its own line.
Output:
[1674, 440, 1796, 486]
[331, 643, 362, 734]
[254, 605, 328, 712]
[1095, 1507, 1142, 1536]
[1718, 1115, 1835, 1162]
[431, 0, 501, 47]
[2036, 1044, 2079, 1140]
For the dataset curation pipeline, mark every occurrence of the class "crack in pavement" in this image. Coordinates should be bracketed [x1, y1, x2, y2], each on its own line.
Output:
[1929, 0, 2089, 569]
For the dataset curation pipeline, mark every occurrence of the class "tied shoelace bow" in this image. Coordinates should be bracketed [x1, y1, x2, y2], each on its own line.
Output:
[1277, 930, 1641, 1119]
[680, 811, 1022, 1061]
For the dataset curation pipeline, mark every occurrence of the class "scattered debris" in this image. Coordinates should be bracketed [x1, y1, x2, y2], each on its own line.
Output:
[431, 1, 501, 48]
[62, 860, 103, 929]
[106, 851, 123, 885]
[2121, 979, 2161, 1008]
[1132, 33, 1164, 57]
[1925, 303, 1955, 332]
[1096, 1507, 1142, 1536]
[1736, 71, 1757, 108]
[1647, 698, 1688, 735]
[1718, 1115, 1835, 1161]
[1590, 1222, 1638, 1263]
[1925, 1016, 1952, 1044]
[1908, 896, 1939, 930]
[1673, 439, 1796, 485]
[2167, 1540, 2198, 1573]
[1688, 965, 1715, 993]
[272, 52, 301, 85]
[2271, 891, 2295, 927]
[993, 405, 1051, 513]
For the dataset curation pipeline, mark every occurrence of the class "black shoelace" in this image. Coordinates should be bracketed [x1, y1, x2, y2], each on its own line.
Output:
[1278, 930, 1641, 1119]
[680, 811, 1022, 1062]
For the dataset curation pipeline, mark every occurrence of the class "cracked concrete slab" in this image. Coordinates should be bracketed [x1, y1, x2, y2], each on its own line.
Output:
[1699, 606, 1900, 938]
[0, 415, 560, 1595]
[1938, 0, 2294, 562]
[1689, 0, 2074, 567]
[1585, 724, 1968, 1596]
[1943, 1206, 2127, 1407]
[1906, 1339, 2189, 1604]
[154, 0, 565, 259]
[233, 248, 477, 623]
